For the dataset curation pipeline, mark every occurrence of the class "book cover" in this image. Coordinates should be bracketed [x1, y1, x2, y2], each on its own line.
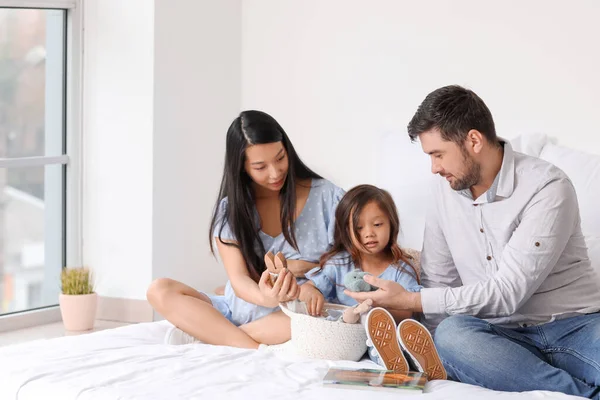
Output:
[322, 367, 427, 392]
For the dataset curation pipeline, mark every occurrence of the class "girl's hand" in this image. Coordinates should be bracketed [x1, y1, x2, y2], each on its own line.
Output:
[298, 284, 325, 316]
[258, 268, 300, 308]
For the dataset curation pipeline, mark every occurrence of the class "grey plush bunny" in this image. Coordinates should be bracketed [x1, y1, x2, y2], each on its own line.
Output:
[343, 269, 378, 292]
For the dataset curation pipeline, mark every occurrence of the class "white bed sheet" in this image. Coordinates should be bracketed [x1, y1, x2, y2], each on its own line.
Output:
[0, 321, 581, 400]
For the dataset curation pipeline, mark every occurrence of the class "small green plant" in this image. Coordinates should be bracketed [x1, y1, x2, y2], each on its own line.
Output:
[61, 267, 95, 295]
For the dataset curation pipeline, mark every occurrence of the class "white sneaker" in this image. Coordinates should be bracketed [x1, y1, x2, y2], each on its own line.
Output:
[164, 326, 201, 345]
[365, 337, 386, 368]
[396, 319, 447, 380]
[364, 307, 409, 373]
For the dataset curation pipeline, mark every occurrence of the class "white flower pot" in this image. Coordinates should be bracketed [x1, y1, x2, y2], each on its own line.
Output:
[59, 293, 98, 331]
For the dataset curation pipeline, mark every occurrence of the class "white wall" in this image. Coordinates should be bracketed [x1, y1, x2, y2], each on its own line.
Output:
[83, 0, 241, 300]
[82, 0, 155, 299]
[82, 0, 600, 301]
[153, 0, 241, 293]
[242, 0, 600, 192]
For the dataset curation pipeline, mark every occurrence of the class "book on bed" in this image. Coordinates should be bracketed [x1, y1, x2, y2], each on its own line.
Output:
[322, 367, 427, 392]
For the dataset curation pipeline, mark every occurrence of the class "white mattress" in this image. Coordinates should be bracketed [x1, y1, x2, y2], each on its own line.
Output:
[0, 321, 580, 400]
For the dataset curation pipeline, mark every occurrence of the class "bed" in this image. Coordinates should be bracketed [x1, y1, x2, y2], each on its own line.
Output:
[0, 319, 581, 399]
[1, 133, 597, 400]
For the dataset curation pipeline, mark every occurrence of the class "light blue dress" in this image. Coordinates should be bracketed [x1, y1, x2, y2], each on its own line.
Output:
[306, 251, 422, 364]
[306, 252, 422, 306]
[209, 179, 345, 326]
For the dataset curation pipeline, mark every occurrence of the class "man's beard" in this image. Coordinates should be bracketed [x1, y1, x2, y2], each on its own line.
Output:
[450, 148, 481, 191]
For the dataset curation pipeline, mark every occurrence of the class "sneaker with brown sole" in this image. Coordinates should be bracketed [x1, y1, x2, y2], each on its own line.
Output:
[397, 319, 447, 380]
[365, 307, 409, 373]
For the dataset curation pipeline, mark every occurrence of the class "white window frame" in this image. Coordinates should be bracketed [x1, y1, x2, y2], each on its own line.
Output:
[0, 0, 82, 332]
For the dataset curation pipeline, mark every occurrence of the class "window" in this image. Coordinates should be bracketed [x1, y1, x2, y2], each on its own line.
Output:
[0, 1, 80, 317]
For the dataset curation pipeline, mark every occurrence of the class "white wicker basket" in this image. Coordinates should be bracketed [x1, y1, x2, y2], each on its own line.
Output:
[280, 302, 367, 361]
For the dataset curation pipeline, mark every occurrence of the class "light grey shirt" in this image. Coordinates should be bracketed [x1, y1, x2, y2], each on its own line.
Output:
[421, 141, 600, 328]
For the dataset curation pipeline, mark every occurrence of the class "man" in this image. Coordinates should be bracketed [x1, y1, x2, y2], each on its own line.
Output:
[348, 85, 600, 398]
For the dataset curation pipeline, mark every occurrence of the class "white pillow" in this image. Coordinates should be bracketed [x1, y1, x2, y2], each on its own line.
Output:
[539, 143, 600, 272]
[377, 133, 551, 251]
[587, 239, 600, 276]
[376, 132, 433, 251]
[377, 133, 599, 272]
[510, 133, 555, 157]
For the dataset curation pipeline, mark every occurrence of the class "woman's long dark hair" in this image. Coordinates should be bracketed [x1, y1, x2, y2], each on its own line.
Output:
[319, 185, 419, 284]
[209, 110, 322, 281]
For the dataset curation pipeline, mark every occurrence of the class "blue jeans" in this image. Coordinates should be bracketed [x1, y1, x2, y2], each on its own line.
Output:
[434, 313, 600, 399]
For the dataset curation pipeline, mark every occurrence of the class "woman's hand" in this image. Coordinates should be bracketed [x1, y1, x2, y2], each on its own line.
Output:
[298, 283, 325, 316]
[258, 268, 300, 308]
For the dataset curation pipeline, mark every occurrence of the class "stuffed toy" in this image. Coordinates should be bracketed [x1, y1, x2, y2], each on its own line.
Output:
[343, 269, 378, 292]
[340, 269, 378, 324]
[342, 299, 373, 324]
[264, 251, 286, 284]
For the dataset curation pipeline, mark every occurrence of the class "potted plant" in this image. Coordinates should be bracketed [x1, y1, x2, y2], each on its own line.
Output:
[59, 267, 97, 331]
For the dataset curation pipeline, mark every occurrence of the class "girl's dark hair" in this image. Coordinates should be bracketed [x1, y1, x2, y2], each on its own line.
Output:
[209, 110, 322, 281]
[319, 184, 419, 283]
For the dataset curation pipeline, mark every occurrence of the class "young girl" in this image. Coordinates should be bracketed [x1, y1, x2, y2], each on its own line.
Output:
[146, 110, 344, 349]
[301, 184, 447, 380]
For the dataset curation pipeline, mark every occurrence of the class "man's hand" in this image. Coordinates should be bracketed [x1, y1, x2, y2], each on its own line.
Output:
[298, 283, 325, 316]
[344, 275, 422, 312]
[258, 268, 300, 308]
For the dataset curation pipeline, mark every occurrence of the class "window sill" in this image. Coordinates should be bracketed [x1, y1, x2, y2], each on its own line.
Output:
[0, 319, 130, 347]
[0, 306, 62, 333]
